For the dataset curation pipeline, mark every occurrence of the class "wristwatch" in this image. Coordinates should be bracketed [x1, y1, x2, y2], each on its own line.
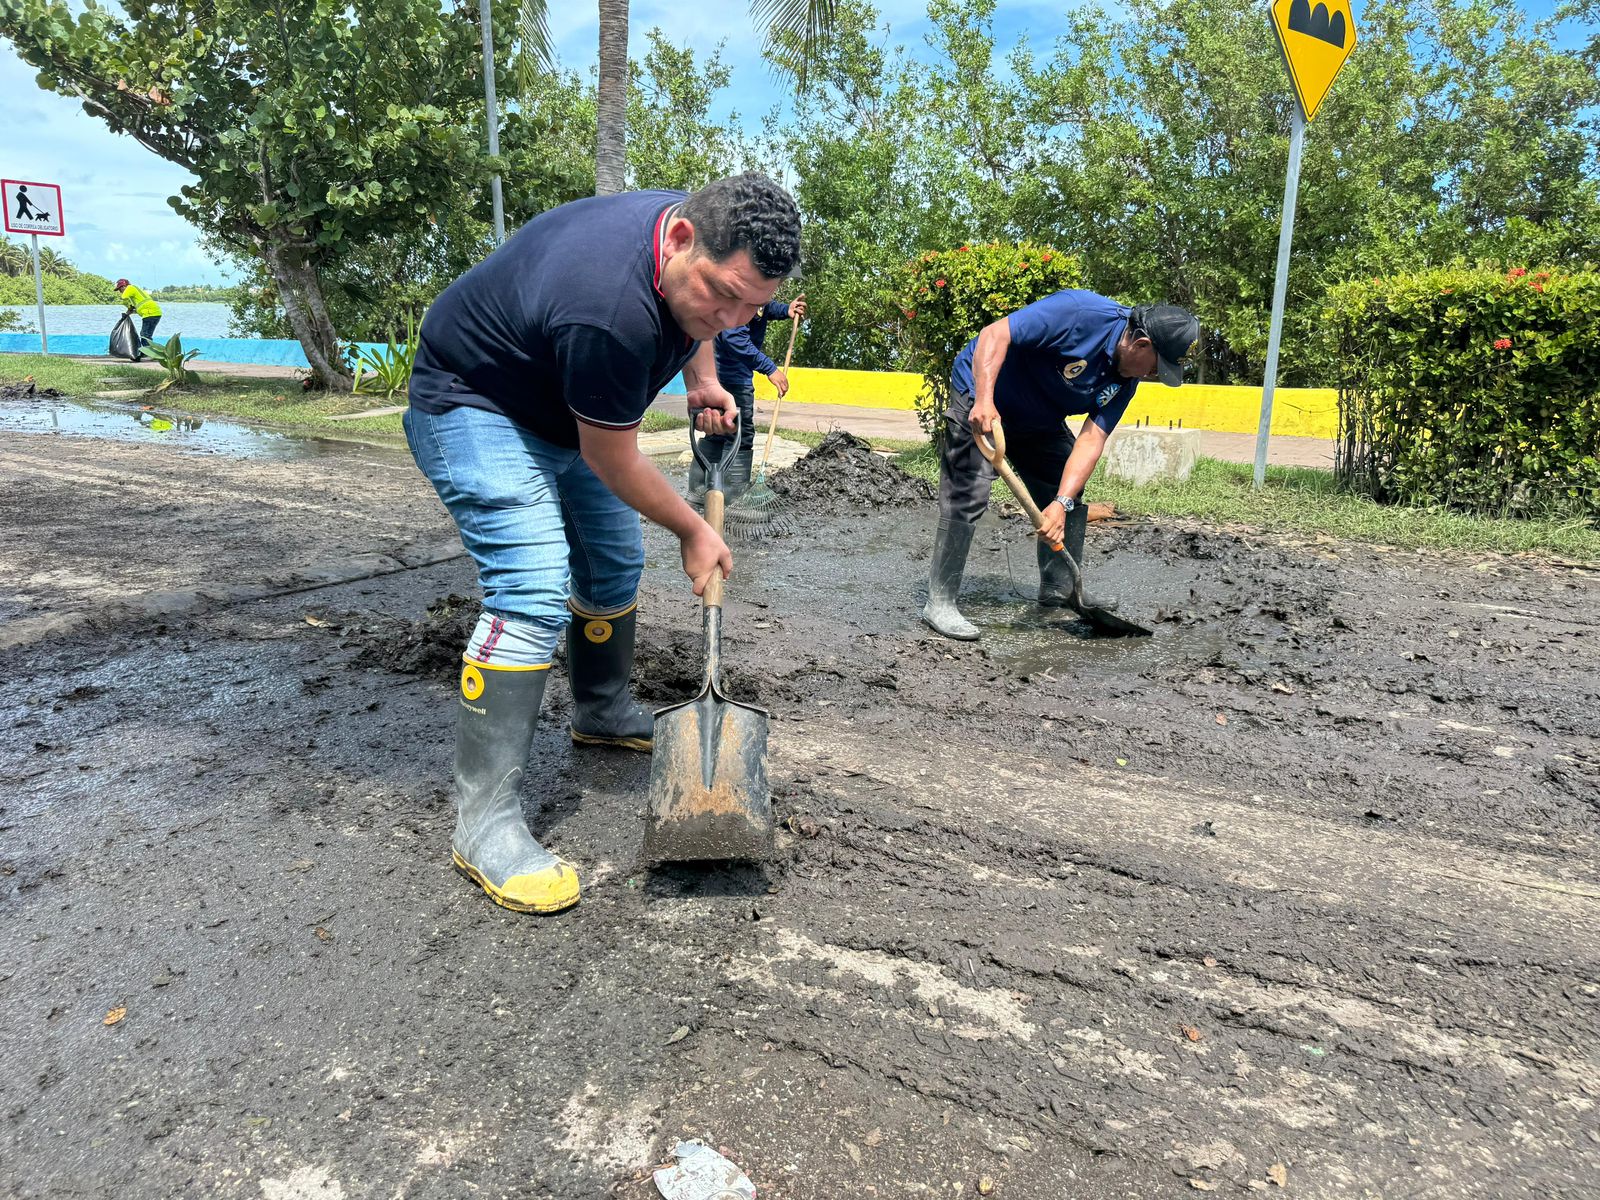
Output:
[1053, 494, 1077, 512]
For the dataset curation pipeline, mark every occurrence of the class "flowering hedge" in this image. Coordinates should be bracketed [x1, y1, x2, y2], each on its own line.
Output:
[899, 242, 1082, 437]
[1326, 266, 1600, 519]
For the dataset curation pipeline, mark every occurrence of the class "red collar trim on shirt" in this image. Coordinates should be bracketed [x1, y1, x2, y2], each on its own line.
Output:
[652, 202, 681, 298]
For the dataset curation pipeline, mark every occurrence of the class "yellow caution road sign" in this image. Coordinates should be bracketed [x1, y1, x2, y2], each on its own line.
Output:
[1271, 0, 1358, 121]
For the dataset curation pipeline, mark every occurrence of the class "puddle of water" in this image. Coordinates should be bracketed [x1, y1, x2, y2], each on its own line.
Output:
[0, 396, 361, 461]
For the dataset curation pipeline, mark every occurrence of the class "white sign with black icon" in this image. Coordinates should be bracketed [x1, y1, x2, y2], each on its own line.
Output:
[3, 178, 65, 237]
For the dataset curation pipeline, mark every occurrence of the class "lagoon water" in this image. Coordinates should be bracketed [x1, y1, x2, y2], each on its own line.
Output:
[1, 301, 241, 339]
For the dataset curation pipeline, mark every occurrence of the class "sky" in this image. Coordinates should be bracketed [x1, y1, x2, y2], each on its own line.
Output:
[0, 0, 1582, 288]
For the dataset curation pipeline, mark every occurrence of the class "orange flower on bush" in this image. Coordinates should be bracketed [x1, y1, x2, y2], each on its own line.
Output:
[1508, 267, 1528, 278]
[958, 245, 970, 252]
[934, 279, 946, 288]
[903, 309, 916, 319]
[1040, 253, 1052, 263]
[1493, 337, 1513, 350]
[1532, 282, 1546, 293]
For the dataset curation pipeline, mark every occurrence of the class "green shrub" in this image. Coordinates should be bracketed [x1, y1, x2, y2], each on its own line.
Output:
[147, 333, 202, 391]
[1327, 266, 1600, 520]
[348, 311, 418, 401]
[899, 242, 1083, 438]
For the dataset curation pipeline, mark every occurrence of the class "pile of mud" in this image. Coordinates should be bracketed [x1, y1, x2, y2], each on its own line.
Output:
[0, 380, 64, 401]
[330, 593, 477, 683]
[767, 431, 933, 517]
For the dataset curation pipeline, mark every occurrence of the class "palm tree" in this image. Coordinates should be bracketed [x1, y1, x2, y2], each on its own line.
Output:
[594, 1, 837, 195]
[0, 238, 30, 277]
[37, 246, 74, 277]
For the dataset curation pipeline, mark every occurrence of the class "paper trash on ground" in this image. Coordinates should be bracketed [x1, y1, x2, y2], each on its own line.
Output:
[653, 1140, 757, 1200]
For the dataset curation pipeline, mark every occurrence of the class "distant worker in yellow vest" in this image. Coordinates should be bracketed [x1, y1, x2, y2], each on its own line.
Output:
[115, 278, 162, 359]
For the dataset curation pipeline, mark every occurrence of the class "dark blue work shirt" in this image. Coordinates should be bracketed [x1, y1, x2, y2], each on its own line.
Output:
[409, 190, 696, 448]
[713, 301, 792, 386]
[951, 289, 1138, 434]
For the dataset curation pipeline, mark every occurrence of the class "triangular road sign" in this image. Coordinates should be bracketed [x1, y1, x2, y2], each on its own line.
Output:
[1271, 0, 1358, 121]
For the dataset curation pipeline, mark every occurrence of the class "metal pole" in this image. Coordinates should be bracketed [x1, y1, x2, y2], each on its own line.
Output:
[30, 234, 49, 354]
[478, 0, 506, 245]
[1253, 105, 1306, 489]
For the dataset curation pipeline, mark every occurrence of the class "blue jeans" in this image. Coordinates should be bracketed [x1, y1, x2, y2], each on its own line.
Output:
[139, 315, 161, 344]
[404, 404, 644, 661]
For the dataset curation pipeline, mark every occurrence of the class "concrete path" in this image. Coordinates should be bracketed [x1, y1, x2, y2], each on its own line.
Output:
[649, 395, 1337, 469]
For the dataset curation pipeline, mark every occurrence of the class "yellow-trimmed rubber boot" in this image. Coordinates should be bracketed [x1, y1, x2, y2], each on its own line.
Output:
[566, 600, 654, 752]
[451, 659, 580, 914]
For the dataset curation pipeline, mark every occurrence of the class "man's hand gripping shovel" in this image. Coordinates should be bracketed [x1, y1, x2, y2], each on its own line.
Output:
[975, 420, 1151, 638]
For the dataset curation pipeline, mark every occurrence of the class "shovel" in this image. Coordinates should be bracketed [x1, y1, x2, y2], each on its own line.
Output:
[644, 410, 774, 863]
[976, 421, 1152, 638]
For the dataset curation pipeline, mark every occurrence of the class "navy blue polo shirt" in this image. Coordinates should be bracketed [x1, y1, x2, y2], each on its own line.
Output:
[409, 190, 697, 448]
[713, 301, 791, 386]
[950, 289, 1139, 434]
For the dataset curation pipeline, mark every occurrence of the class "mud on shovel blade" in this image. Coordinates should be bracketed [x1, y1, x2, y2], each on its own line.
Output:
[976, 422, 1152, 638]
[644, 412, 774, 863]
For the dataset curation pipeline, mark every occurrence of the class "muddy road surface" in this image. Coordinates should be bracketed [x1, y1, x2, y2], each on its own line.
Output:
[2, 416, 1597, 1200]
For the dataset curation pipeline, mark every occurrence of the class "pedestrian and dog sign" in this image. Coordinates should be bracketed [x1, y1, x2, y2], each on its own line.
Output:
[1271, 0, 1358, 122]
[3, 178, 65, 236]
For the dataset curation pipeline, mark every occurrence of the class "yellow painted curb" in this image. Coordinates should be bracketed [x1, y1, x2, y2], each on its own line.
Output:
[750, 369, 1339, 439]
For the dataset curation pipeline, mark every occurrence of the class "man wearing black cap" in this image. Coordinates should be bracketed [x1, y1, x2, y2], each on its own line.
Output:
[921, 289, 1199, 641]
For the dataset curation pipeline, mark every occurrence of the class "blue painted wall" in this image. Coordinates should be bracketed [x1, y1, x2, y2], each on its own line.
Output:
[0, 333, 688, 394]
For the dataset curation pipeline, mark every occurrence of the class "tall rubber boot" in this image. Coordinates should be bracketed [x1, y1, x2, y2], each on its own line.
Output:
[920, 516, 981, 641]
[567, 601, 653, 751]
[451, 661, 580, 914]
[1038, 505, 1119, 611]
[722, 444, 754, 504]
[686, 453, 710, 511]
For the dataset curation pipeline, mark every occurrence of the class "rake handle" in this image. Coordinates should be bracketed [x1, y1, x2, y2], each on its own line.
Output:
[759, 302, 802, 473]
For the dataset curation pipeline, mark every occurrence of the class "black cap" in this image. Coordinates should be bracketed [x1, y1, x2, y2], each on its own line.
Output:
[1129, 304, 1200, 387]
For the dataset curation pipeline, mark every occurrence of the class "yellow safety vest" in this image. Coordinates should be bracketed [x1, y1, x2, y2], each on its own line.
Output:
[120, 284, 162, 319]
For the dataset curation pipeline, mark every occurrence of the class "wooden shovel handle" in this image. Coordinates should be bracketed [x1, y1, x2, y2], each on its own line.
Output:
[702, 488, 726, 608]
[974, 421, 1066, 552]
[759, 301, 802, 472]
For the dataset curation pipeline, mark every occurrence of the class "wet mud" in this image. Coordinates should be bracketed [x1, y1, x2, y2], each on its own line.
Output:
[767, 430, 934, 516]
[0, 379, 64, 400]
[2, 424, 1597, 1200]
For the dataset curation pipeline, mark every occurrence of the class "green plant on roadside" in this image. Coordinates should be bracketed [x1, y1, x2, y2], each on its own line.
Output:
[349, 312, 418, 402]
[146, 334, 202, 391]
[1327, 265, 1600, 521]
[899, 242, 1083, 439]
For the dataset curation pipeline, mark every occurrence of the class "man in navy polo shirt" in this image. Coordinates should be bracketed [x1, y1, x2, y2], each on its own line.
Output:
[689, 291, 807, 504]
[921, 289, 1198, 641]
[405, 173, 801, 914]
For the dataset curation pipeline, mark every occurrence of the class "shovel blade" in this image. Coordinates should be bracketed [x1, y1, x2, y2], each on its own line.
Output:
[644, 685, 773, 863]
[1074, 602, 1152, 637]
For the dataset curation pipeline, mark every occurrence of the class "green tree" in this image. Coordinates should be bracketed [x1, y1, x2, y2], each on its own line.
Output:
[626, 31, 756, 190]
[1, 0, 506, 388]
[594, 0, 838, 195]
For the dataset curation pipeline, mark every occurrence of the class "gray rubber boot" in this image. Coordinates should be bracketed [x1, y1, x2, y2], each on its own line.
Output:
[920, 516, 981, 641]
[1038, 506, 1119, 611]
[686, 454, 710, 510]
[722, 444, 754, 504]
[567, 603, 653, 751]
[451, 663, 580, 914]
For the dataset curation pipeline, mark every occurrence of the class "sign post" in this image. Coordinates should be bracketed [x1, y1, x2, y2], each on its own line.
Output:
[3, 178, 67, 355]
[1255, 1, 1357, 488]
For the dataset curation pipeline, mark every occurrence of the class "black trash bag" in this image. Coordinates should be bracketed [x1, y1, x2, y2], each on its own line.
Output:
[109, 313, 141, 361]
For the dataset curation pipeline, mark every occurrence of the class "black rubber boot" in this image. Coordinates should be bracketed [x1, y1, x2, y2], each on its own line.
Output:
[567, 602, 654, 751]
[723, 444, 754, 504]
[1039, 506, 1119, 611]
[920, 516, 981, 641]
[451, 663, 580, 914]
[686, 455, 709, 511]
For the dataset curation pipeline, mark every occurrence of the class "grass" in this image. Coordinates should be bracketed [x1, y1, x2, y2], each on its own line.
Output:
[893, 442, 1600, 561]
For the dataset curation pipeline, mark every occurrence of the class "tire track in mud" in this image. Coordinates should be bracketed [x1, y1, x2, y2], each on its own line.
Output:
[696, 724, 1600, 1198]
